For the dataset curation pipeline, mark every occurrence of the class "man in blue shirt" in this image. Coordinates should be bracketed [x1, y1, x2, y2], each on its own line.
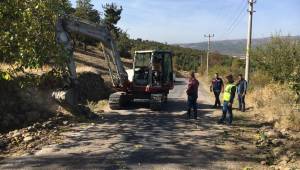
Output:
[210, 73, 224, 108]
[236, 74, 248, 112]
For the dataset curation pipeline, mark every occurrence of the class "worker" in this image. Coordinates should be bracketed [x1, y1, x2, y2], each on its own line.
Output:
[236, 74, 248, 112]
[152, 57, 162, 85]
[186, 72, 199, 119]
[218, 74, 236, 125]
[210, 73, 224, 108]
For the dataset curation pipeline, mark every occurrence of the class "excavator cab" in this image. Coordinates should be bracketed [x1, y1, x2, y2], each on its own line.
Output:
[109, 50, 174, 110]
[129, 50, 174, 109]
[133, 50, 173, 88]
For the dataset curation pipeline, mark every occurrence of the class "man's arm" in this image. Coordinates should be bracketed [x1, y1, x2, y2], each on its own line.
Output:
[221, 79, 224, 92]
[243, 80, 248, 95]
[229, 86, 236, 105]
[186, 80, 193, 94]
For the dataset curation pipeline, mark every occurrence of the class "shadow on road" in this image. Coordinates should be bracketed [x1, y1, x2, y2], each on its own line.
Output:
[0, 100, 263, 169]
[0, 78, 264, 169]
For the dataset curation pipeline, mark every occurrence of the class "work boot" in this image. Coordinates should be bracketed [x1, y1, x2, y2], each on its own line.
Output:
[242, 106, 246, 112]
[194, 110, 197, 119]
[226, 121, 233, 126]
[217, 120, 224, 124]
[187, 109, 191, 119]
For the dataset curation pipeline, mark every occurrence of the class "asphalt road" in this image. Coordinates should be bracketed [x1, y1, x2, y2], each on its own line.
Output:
[0, 78, 266, 170]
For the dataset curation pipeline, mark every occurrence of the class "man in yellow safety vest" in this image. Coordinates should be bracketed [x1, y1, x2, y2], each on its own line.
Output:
[218, 74, 236, 125]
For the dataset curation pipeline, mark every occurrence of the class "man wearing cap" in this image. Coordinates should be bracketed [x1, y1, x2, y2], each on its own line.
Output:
[218, 74, 236, 125]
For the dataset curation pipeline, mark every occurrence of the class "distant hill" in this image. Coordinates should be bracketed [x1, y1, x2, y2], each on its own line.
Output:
[177, 36, 300, 57]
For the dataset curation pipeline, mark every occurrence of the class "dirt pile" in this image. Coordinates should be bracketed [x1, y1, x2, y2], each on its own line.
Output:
[254, 126, 300, 169]
[0, 114, 74, 157]
[0, 78, 59, 133]
[77, 72, 114, 103]
[1, 46, 117, 133]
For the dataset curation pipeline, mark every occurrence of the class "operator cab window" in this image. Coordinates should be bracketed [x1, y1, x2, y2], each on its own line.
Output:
[134, 53, 151, 86]
[162, 52, 173, 84]
[152, 53, 163, 86]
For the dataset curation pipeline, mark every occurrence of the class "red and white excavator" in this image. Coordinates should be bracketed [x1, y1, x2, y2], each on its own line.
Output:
[56, 15, 174, 110]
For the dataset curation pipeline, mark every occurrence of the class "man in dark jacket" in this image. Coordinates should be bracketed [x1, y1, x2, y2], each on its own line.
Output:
[236, 74, 248, 112]
[218, 74, 236, 125]
[210, 73, 224, 108]
[186, 72, 199, 119]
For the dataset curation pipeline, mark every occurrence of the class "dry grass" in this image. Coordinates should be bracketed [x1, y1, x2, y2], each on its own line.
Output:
[248, 83, 300, 131]
[87, 100, 109, 113]
[0, 63, 10, 71]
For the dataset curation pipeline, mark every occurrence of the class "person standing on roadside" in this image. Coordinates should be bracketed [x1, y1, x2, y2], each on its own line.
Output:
[210, 73, 224, 108]
[218, 74, 236, 125]
[186, 72, 199, 119]
[236, 74, 248, 112]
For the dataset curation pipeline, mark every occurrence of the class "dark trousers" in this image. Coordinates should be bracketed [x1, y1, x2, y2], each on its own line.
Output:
[238, 94, 246, 112]
[219, 101, 233, 124]
[187, 95, 198, 119]
[213, 91, 221, 107]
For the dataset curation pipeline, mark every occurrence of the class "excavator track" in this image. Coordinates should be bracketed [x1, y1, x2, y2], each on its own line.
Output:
[109, 92, 131, 110]
[149, 94, 163, 111]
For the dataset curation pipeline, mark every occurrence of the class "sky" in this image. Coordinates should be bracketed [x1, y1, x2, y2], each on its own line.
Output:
[70, 0, 300, 44]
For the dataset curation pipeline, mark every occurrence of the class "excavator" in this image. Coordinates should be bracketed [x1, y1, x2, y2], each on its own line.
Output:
[56, 15, 174, 110]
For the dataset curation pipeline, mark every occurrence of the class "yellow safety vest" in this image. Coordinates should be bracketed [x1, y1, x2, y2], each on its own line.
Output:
[223, 84, 235, 102]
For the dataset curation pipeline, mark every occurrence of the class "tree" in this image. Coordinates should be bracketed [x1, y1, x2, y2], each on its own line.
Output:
[117, 31, 133, 58]
[102, 3, 123, 38]
[75, 0, 100, 23]
[252, 37, 299, 82]
[102, 3, 130, 57]
[252, 36, 300, 93]
[0, 0, 72, 72]
[74, 0, 101, 51]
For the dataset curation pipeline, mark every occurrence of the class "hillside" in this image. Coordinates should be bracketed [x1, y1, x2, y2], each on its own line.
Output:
[178, 36, 300, 57]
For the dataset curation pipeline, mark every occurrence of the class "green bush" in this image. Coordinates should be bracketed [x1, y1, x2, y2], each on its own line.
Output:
[0, 0, 72, 71]
[251, 36, 300, 94]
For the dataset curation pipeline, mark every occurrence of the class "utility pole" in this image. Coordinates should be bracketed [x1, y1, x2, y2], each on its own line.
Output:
[245, 0, 256, 82]
[204, 34, 214, 77]
[200, 55, 203, 68]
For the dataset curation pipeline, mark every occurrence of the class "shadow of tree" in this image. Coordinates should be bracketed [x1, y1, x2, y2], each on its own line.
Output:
[0, 79, 265, 170]
[0, 99, 265, 169]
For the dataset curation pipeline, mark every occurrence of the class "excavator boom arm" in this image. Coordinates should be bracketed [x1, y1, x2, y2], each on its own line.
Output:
[56, 15, 128, 87]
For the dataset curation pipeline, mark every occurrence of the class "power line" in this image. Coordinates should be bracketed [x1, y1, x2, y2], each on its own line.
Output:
[217, 0, 245, 27]
[226, 2, 248, 35]
[219, 0, 248, 40]
[227, 8, 247, 36]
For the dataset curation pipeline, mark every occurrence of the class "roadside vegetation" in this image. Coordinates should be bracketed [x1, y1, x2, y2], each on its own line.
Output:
[204, 36, 300, 131]
[199, 36, 300, 168]
[249, 37, 300, 131]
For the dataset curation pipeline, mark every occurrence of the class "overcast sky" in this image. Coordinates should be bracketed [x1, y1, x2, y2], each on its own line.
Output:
[70, 0, 300, 44]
